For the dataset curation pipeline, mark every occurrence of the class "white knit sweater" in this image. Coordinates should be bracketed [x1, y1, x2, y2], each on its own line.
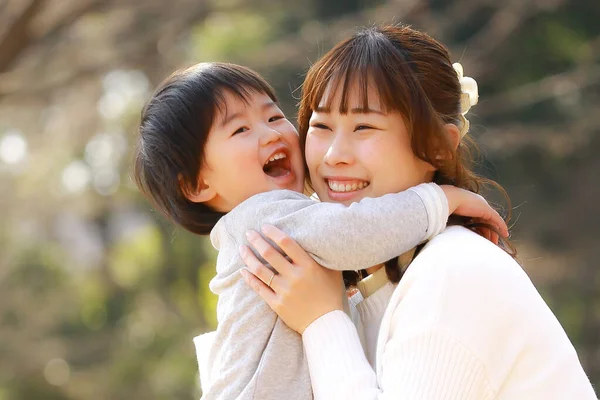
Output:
[303, 226, 597, 400]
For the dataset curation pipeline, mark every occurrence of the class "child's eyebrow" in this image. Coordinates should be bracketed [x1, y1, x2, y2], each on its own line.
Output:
[220, 100, 278, 127]
[262, 100, 277, 111]
[220, 112, 242, 128]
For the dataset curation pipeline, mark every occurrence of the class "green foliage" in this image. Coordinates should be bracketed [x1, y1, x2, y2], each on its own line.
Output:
[191, 12, 274, 61]
[1, 0, 599, 398]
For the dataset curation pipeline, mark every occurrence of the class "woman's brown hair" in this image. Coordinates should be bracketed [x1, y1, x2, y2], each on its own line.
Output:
[297, 25, 515, 286]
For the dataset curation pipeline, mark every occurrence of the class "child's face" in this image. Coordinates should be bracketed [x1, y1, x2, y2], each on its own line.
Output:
[305, 80, 435, 206]
[199, 90, 305, 212]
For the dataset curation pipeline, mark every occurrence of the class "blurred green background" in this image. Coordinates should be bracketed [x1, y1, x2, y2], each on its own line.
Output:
[0, 0, 599, 398]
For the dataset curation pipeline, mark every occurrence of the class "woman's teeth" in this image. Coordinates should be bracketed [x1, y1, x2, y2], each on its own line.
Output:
[327, 180, 370, 192]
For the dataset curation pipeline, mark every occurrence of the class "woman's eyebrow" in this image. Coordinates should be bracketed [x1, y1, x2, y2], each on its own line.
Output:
[349, 107, 385, 115]
[313, 106, 385, 115]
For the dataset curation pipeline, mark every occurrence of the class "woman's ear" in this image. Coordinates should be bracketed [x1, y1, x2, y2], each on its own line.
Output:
[433, 124, 461, 162]
[181, 175, 217, 203]
[444, 123, 461, 151]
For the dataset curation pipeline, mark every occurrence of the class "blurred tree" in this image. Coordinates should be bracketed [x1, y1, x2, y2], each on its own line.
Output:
[0, 0, 598, 398]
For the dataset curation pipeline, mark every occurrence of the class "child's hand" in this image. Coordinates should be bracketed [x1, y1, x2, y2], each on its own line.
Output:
[440, 185, 509, 244]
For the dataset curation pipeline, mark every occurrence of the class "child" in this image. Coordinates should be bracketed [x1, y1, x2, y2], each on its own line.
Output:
[133, 62, 507, 399]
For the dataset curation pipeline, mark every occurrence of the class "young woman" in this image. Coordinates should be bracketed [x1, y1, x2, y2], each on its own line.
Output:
[240, 25, 597, 399]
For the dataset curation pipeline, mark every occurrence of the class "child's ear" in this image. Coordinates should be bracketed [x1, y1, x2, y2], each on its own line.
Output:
[444, 123, 461, 151]
[181, 175, 217, 203]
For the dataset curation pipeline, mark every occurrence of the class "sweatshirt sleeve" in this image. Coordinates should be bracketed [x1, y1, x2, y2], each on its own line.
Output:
[240, 182, 448, 271]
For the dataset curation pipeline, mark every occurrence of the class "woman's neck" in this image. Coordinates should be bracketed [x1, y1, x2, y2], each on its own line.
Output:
[366, 264, 384, 275]
[364, 247, 418, 277]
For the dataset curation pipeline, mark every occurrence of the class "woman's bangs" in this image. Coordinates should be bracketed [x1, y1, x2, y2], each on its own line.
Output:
[307, 41, 405, 115]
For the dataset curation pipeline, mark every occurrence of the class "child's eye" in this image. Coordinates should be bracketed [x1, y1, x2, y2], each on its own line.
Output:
[232, 126, 249, 136]
[268, 115, 285, 122]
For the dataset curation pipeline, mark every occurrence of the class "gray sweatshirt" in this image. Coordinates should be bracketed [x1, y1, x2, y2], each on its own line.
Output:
[197, 183, 449, 400]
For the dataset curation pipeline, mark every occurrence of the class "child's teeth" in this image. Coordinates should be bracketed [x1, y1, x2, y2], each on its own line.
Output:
[267, 152, 286, 163]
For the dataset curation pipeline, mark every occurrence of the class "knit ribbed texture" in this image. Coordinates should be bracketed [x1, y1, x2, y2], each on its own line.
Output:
[355, 282, 395, 368]
[379, 330, 494, 400]
[303, 311, 493, 400]
[301, 226, 597, 400]
[303, 311, 380, 399]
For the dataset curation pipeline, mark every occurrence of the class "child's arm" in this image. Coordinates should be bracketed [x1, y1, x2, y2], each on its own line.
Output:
[224, 182, 446, 271]
[231, 182, 506, 271]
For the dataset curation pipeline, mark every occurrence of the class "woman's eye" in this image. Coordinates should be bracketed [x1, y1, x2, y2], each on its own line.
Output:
[355, 125, 373, 131]
[268, 115, 285, 122]
[232, 126, 249, 136]
[311, 123, 330, 130]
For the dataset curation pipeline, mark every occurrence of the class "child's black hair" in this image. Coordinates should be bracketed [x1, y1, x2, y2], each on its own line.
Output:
[134, 62, 278, 234]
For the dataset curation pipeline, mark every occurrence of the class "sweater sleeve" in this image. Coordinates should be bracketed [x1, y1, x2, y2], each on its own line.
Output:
[230, 182, 448, 271]
[302, 311, 494, 400]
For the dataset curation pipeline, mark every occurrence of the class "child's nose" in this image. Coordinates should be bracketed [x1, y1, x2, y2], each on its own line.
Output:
[259, 125, 282, 146]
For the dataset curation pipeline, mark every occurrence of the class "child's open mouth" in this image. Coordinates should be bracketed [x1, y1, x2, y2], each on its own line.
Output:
[263, 151, 292, 178]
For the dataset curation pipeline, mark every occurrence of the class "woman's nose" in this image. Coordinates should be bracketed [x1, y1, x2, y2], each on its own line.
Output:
[323, 132, 354, 166]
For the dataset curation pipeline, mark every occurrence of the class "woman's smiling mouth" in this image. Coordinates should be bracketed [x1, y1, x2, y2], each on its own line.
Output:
[324, 178, 370, 202]
[327, 179, 370, 192]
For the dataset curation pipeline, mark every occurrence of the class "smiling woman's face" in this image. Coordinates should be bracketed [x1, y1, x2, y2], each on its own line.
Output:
[305, 80, 435, 205]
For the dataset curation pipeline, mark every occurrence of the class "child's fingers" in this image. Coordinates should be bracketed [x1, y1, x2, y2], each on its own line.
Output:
[246, 230, 294, 276]
[240, 268, 279, 309]
[488, 229, 499, 245]
[468, 207, 508, 238]
[475, 224, 500, 245]
[489, 209, 509, 237]
[261, 225, 316, 269]
[240, 245, 280, 292]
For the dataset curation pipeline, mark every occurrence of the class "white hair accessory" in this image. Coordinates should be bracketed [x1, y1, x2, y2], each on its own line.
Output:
[452, 62, 478, 137]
